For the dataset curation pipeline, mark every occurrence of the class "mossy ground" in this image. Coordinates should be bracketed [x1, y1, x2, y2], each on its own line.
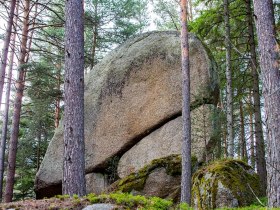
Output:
[0, 193, 279, 210]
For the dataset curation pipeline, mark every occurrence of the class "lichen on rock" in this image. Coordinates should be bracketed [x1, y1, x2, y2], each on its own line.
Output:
[192, 159, 261, 210]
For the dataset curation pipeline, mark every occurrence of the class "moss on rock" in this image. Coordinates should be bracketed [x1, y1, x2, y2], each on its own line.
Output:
[192, 159, 261, 210]
[108, 154, 197, 194]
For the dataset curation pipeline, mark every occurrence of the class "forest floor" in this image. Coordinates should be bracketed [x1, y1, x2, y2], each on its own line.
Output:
[0, 193, 279, 210]
[0, 197, 92, 210]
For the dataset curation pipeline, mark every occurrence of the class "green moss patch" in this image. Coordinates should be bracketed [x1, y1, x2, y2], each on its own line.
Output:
[192, 159, 261, 210]
[108, 154, 197, 193]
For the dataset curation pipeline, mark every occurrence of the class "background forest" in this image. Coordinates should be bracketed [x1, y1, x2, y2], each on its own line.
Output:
[0, 0, 279, 204]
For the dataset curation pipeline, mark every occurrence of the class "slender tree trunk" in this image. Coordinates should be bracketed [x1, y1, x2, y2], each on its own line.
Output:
[63, 0, 86, 196]
[90, 1, 98, 70]
[253, 0, 280, 207]
[0, 3, 18, 200]
[239, 100, 247, 162]
[188, 0, 193, 21]
[249, 95, 255, 169]
[246, 0, 267, 195]
[4, 0, 30, 202]
[0, 0, 17, 107]
[55, 62, 61, 128]
[224, 0, 234, 157]
[36, 129, 41, 171]
[180, 0, 191, 205]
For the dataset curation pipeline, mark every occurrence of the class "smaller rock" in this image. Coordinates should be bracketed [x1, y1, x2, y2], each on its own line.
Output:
[82, 203, 118, 210]
[141, 168, 181, 198]
[192, 159, 260, 209]
[86, 173, 109, 194]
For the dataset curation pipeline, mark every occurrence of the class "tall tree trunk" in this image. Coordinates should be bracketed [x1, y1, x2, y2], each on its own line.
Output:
[0, 3, 18, 200]
[4, 0, 30, 202]
[224, 0, 234, 157]
[90, 1, 98, 70]
[253, 0, 280, 207]
[0, 0, 17, 107]
[249, 94, 255, 169]
[188, 0, 193, 20]
[246, 0, 267, 195]
[36, 128, 41, 172]
[180, 0, 191, 205]
[63, 0, 86, 196]
[239, 100, 247, 162]
[55, 62, 61, 128]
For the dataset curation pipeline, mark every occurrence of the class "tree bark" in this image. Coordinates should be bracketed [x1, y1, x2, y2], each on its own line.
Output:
[55, 62, 61, 128]
[90, 0, 98, 70]
[253, 0, 280, 207]
[0, 2, 18, 200]
[63, 0, 86, 196]
[180, 0, 192, 205]
[248, 95, 255, 169]
[224, 0, 234, 157]
[4, 0, 30, 202]
[0, 0, 17, 107]
[239, 100, 247, 162]
[246, 0, 267, 195]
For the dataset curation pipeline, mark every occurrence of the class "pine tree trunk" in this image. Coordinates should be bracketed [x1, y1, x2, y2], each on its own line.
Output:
[239, 100, 247, 162]
[36, 129, 41, 172]
[224, 0, 234, 157]
[55, 62, 61, 128]
[90, 1, 98, 70]
[4, 0, 30, 202]
[248, 96, 255, 169]
[63, 0, 86, 196]
[0, 3, 18, 200]
[180, 0, 192, 205]
[0, 0, 17, 106]
[246, 0, 267, 195]
[253, 0, 280, 207]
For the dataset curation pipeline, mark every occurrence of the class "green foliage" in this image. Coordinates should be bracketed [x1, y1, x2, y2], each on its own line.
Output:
[84, 0, 148, 67]
[85, 192, 173, 209]
[152, 0, 180, 30]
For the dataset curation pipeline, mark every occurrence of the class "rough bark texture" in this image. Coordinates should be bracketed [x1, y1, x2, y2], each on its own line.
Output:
[253, 0, 280, 207]
[0, 0, 17, 106]
[4, 0, 30, 202]
[180, 0, 192, 204]
[224, 0, 233, 157]
[0, 4, 18, 200]
[246, 0, 267, 195]
[63, 0, 86, 196]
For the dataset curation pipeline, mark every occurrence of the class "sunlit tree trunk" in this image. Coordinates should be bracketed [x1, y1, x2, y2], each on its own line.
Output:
[253, 0, 280, 207]
[180, 0, 191, 205]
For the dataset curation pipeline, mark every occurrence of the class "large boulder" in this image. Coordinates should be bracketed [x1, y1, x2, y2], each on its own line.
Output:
[117, 104, 215, 178]
[35, 31, 218, 198]
[192, 160, 261, 209]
